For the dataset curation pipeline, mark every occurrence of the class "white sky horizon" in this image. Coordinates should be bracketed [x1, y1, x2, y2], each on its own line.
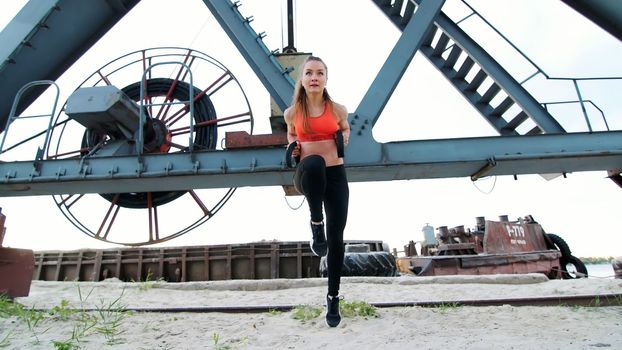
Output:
[0, 0, 621, 259]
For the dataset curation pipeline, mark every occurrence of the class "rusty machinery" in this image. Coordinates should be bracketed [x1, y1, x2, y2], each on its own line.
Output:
[400, 215, 587, 279]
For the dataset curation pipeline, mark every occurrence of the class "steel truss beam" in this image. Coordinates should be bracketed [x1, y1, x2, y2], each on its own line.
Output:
[0, 0, 619, 199]
[0, 131, 620, 197]
[356, 0, 445, 126]
[201, 0, 295, 111]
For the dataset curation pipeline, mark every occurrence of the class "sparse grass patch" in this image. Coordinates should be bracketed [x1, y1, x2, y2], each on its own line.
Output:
[291, 299, 378, 323]
[91, 289, 130, 345]
[49, 299, 75, 321]
[0, 286, 132, 348]
[268, 308, 283, 315]
[569, 294, 622, 312]
[339, 300, 378, 319]
[210, 333, 248, 349]
[52, 338, 79, 350]
[0, 294, 49, 345]
[132, 271, 164, 291]
[0, 295, 18, 318]
[291, 305, 322, 322]
[0, 328, 15, 348]
[433, 302, 461, 314]
[589, 296, 602, 308]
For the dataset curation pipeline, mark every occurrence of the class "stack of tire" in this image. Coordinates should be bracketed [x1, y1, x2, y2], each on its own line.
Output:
[319, 243, 398, 277]
[546, 233, 588, 279]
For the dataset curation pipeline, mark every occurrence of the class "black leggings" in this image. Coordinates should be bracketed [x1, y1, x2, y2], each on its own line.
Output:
[293, 155, 349, 297]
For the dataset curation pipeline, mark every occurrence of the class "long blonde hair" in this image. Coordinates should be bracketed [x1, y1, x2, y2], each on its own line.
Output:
[291, 56, 334, 134]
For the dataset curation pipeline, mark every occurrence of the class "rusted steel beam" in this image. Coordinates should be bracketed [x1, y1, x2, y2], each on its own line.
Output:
[32, 293, 622, 314]
[374, 293, 622, 308]
[224, 131, 288, 149]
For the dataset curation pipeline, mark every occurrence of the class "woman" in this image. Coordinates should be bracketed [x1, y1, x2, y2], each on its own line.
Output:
[284, 55, 350, 327]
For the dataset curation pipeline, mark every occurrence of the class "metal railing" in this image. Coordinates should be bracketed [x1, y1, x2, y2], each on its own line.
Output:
[0, 80, 60, 160]
[454, 0, 620, 132]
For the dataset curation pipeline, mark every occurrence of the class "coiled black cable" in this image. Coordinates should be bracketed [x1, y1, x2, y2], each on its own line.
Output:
[82, 78, 219, 208]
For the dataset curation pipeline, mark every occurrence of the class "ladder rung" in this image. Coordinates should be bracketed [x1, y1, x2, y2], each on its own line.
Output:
[432, 33, 450, 56]
[504, 111, 529, 131]
[389, 0, 404, 16]
[491, 97, 514, 116]
[454, 57, 474, 80]
[443, 45, 462, 69]
[422, 25, 439, 47]
[465, 69, 487, 92]
[401, 1, 416, 25]
[526, 126, 543, 135]
[479, 83, 501, 105]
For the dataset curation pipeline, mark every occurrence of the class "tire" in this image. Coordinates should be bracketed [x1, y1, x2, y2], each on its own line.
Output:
[561, 255, 588, 279]
[546, 233, 572, 260]
[319, 252, 398, 277]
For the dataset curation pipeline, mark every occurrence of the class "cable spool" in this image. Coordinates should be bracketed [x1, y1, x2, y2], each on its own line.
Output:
[48, 47, 253, 246]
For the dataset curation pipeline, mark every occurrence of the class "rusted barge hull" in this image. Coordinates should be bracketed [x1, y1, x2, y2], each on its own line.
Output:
[396, 215, 576, 279]
[398, 250, 562, 278]
[0, 209, 35, 298]
[0, 247, 35, 298]
[33, 240, 387, 282]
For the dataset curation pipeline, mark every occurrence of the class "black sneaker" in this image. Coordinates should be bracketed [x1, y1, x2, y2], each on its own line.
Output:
[310, 221, 327, 257]
[326, 294, 341, 327]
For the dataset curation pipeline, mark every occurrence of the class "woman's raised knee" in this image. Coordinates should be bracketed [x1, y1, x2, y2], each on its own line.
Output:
[300, 155, 326, 170]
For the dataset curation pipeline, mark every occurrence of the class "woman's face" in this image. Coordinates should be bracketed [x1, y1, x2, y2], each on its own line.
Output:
[301, 60, 327, 94]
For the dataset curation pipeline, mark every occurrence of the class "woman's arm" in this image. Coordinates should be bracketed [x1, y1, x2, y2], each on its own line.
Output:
[334, 103, 350, 146]
[284, 107, 301, 158]
[284, 107, 298, 144]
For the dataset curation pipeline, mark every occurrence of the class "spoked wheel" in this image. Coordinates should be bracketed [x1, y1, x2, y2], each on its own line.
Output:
[46, 47, 253, 246]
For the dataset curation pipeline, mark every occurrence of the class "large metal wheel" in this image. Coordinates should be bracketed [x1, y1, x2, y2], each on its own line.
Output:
[46, 47, 253, 246]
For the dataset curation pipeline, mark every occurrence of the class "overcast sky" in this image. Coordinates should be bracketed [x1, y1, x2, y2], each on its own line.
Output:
[0, 0, 621, 258]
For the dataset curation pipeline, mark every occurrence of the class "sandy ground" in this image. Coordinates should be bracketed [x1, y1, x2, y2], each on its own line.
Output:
[2, 274, 621, 349]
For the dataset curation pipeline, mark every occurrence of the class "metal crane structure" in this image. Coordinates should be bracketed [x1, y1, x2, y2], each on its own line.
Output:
[0, 0, 620, 246]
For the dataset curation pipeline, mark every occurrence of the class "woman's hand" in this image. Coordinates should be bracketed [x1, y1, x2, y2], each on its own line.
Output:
[342, 130, 350, 146]
[289, 141, 301, 157]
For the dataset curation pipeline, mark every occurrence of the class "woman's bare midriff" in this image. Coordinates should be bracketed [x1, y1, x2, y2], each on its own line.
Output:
[300, 139, 343, 167]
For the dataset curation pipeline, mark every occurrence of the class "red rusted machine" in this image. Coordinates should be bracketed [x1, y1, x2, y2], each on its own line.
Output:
[0, 208, 35, 298]
[397, 215, 587, 279]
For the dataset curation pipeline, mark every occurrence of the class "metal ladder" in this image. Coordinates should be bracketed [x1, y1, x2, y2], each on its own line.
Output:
[372, 0, 566, 136]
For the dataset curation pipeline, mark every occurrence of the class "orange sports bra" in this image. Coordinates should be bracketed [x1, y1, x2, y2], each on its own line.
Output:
[295, 103, 339, 142]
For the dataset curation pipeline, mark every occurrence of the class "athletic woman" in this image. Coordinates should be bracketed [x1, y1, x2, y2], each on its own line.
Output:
[284, 55, 350, 327]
